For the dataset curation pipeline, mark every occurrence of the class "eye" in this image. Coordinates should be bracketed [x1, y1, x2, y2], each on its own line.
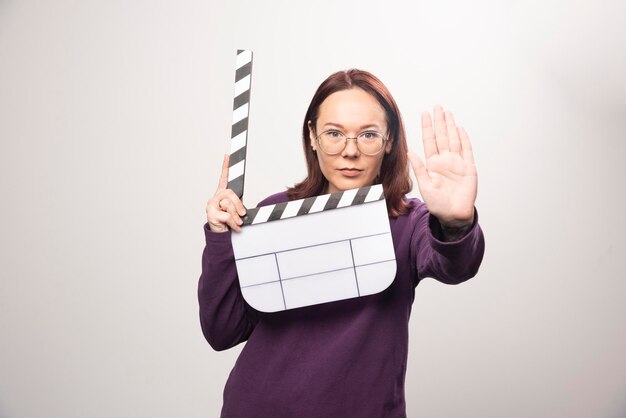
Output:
[360, 131, 380, 140]
[326, 130, 342, 138]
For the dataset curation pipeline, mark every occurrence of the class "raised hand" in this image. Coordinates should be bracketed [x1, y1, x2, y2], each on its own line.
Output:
[206, 155, 247, 233]
[408, 105, 477, 229]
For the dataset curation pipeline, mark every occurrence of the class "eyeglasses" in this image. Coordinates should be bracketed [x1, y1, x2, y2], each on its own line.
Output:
[315, 129, 388, 156]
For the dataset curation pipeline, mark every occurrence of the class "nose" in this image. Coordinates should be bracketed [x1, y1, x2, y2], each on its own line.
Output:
[342, 137, 360, 158]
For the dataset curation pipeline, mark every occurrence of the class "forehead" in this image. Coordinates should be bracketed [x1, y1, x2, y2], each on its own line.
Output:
[317, 88, 386, 129]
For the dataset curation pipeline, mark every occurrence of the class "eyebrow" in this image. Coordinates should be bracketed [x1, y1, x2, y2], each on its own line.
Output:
[321, 122, 384, 131]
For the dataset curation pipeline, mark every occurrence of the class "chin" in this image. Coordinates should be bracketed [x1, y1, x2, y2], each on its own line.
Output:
[329, 177, 372, 193]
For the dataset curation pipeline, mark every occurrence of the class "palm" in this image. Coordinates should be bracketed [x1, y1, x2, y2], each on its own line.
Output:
[408, 106, 477, 227]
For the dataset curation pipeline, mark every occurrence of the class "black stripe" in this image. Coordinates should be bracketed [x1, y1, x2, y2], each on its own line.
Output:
[268, 202, 288, 221]
[237, 49, 244, 54]
[235, 61, 252, 81]
[227, 175, 244, 199]
[352, 186, 371, 205]
[242, 207, 259, 225]
[233, 90, 250, 110]
[297, 196, 317, 216]
[229, 146, 246, 166]
[274, 254, 287, 310]
[324, 191, 342, 210]
[231, 117, 248, 138]
[349, 240, 360, 296]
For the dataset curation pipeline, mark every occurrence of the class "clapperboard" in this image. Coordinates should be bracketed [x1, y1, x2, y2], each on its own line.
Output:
[227, 50, 397, 312]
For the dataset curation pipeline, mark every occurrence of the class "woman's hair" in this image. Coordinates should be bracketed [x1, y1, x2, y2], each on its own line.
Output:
[287, 69, 412, 217]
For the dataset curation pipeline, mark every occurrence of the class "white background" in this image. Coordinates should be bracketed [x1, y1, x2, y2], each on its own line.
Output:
[1, 0, 625, 417]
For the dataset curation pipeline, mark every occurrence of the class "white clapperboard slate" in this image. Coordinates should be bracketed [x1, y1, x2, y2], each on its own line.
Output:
[227, 50, 397, 312]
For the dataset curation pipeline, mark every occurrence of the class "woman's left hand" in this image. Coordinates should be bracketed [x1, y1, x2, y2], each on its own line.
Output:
[408, 105, 477, 230]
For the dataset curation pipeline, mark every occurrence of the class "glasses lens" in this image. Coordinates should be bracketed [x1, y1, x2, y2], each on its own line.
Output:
[358, 132, 385, 155]
[319, 130, 346, 154]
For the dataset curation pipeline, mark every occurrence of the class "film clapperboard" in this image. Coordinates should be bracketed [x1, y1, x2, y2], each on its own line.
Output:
[227, 50, 397, 312]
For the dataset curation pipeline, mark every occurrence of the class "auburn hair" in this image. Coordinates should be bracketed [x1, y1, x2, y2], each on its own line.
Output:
[287, 69, 412, 217]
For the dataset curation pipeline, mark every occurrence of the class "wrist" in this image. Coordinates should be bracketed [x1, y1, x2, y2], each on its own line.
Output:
[437, 212, 475, 242]
[207, 221, 229, 233]
[439, 222, 471, 241]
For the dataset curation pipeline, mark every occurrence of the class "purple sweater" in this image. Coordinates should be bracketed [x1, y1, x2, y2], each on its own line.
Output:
[198, 192, 485, 417]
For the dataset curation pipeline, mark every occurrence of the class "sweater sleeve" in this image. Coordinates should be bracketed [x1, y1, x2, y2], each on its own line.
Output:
[410, 204, 485, 285]
[197, 224, 259, 351]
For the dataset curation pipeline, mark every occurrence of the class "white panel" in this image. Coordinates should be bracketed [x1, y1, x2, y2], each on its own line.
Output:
[232, 103, 249, 124]
[281, 269, 358, 309]
[236, 254, 279, 287]
[280, 199, 303, 219]
[251, 205, 273, 224]
[228, 160, 245, 181]
[277, 241, 353, 279]
[234, 74, 251, 96]
[230, 131, 247, 152]
[232, 198, 396, 312]
[235, 50, 252, 68]
[350, 233, 395, 266]
[355, 261, 397, 296]
[308, 194, 330, 213]
[337, 188, 359, 208]
[241, 282, 285, 313]
[364, 184, 383, 202]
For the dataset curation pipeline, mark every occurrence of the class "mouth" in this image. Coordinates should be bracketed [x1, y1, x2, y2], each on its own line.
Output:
[338, 168, 363, 177]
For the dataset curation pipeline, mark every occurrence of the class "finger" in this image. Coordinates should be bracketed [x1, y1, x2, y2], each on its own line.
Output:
[218, 197, 243, 226]
[217, 154, 229, 191]
[407, 151, 431, 190]
[208, 202, 241, 232]
[212, 210, 242, 232]
[206, 205, 230, 233]
[222, 210, 242, 232]
[458, 126, 475, 164]
[445, 111, 461, 155]
[421, 112, 438, 158]
[433, 105, 449, 153]
[222, 189, 247, 216]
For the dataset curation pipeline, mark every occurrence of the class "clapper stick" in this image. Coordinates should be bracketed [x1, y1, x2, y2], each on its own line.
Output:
[227, 49, 253, 200]
[242, 184, 385, 225]
[224, 50, 387, 225]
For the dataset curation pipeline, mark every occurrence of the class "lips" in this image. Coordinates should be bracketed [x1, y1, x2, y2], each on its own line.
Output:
[338, 168, 363, 177]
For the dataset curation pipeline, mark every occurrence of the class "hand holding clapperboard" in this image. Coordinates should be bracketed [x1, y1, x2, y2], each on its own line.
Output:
[217, 50, 397, 312]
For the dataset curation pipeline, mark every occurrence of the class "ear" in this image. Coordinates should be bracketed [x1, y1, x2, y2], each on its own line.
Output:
[308, 120, 317, 151]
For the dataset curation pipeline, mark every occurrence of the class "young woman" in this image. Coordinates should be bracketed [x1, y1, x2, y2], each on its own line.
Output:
[199, 69, 485, 417]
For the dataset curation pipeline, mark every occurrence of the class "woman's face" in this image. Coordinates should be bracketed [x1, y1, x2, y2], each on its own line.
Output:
[308, 88, 392, 194]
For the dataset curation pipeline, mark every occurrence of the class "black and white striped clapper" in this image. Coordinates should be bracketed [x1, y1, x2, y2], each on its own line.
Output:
[227, 49, 252, 199]
[227, 50, 397, 312]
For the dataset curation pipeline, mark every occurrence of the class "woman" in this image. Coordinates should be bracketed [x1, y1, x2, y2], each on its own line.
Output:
[199, 69, 485, 417]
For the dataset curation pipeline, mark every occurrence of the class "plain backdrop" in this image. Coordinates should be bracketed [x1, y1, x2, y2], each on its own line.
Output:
[1, 0, 625, 417]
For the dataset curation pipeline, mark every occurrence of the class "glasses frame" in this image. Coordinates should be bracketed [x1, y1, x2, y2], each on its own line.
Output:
[315, 129, 389, 156]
